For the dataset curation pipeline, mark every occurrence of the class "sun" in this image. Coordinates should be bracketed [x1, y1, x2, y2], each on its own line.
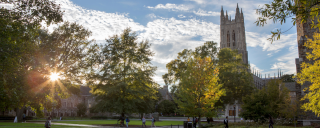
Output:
[50, 73, 60, 81]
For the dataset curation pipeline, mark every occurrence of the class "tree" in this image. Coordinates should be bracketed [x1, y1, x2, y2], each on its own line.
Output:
[0, 0, 63, 121]
[89, 28, 158, 117]
[175, 57, 225, 128]
[255, 0, 320, 42]
[158, 100, 176, 116]
[240, 79, 292, 122]
[281, 74, 296, 82]
[216, 48, 254, 107]
[162, 41, 218, 86]
[297, 32, 320, 117]
[77, 102, 87, 117]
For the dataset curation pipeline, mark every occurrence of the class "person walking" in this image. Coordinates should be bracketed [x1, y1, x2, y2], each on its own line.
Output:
[142, 116, 146, 127]
[269, 116, 274, 128]
[44, 117, 51, 128]
[151, 116, 155, 127]
[126, 117, 130, 128]
[224, 116, 228, 128]
[187, 117, 190, 122]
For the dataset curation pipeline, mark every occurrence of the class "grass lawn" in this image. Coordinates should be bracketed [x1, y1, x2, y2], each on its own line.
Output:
[209, 123, 313, 128]
[211, 126, 313, 128]
[0, 122, 83, 128]
[58, 120, 184, 126]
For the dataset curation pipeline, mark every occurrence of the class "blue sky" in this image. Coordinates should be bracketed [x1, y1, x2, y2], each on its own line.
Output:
[48, 0, 298, 86]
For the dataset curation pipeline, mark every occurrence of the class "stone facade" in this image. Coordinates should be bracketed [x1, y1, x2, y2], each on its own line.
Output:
[44, 86, 97, 117]
[220, 3, 248, 64]
[219, 4, 297, 118]
[295, 5, 320, 120]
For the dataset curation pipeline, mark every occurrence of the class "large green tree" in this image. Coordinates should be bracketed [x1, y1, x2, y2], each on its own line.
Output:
[88, 28, 158, 117]
[158, 100, 177, 116]
[0, 0, 63, 120]
[216, 48, 254, 107]
[240, 79, 292, 122]
[175, 57, 224, 128]
[162, 41, 218, 86]
[256, 0, 320, 117]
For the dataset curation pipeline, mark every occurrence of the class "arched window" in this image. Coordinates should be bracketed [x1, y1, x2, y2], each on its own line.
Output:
[232, 30, 235, 46]
[227, 31, 230, 47]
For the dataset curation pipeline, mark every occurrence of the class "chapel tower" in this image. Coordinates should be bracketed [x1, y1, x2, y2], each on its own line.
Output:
[220, 4, 248, 64]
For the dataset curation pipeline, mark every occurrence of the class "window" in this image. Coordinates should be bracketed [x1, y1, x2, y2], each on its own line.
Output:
[227, 31, 230, 47]
[64, 102, 66, 107]
[232, 30, 236, 46]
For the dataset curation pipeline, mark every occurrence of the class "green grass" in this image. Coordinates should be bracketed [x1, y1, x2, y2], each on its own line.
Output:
[58, 120, 184, 126]
[0, 122, 83, 128]
[208, 123, 313, 128]
[211, 125, 313, 128]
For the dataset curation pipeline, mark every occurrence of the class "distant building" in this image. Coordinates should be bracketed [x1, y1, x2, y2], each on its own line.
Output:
[219, 4, 298, 117]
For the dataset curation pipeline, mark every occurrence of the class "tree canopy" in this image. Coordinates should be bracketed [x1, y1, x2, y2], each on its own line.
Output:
[175, 57, 224, 128]
[240, 79, 293, 122]
[89, 28, 158, 117]
[216, 48, 254, 106]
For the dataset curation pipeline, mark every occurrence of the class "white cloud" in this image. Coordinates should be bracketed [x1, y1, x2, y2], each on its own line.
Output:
[139, 17, 220, 65]
[0, 3, 14, 9]
[271, 46, 298, 75]
[178, 14, 186, 18]
[147, 3, 193, 11]
[193, 9, 220, 16]
[246, 32, 297, 52]
[250, 64, 264, 73]
[147, 13, 157, 19]
[52, 0, 145, 40]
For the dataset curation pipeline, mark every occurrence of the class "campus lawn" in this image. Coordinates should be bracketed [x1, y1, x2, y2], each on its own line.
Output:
[212, 125, 313, 128]
[58, 120, 184, 126]
[0, 122, 83, 128]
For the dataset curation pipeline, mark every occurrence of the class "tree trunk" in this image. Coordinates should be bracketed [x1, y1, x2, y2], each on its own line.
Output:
[140, 113, 143, 120]
[121, 113, 124, 118]
[14, 108, 23, 122]
[198, 116, 201, 128]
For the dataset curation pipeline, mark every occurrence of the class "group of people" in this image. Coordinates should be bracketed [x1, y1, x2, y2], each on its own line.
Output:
[118, 116, 156, 128]
[187, 117, 199, 127]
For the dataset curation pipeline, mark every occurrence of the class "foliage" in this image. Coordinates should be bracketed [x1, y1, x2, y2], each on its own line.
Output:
[77, 102, 87, 116]
[216, 48, 254, 106]
[89, 28, 158, 117]
[175, 57, 225, 128]
[162, 41, 218, 86]
[0, 0, 63, 117]
[280, 74, 296, 82]
[255, 0, 320, 42]
[158, 100, 177, 115]
[297, 32, 320, 117]
[240, 79, 293, 122]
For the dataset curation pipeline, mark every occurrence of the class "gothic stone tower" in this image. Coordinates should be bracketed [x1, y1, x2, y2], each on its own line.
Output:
[220, 4, 248, 64]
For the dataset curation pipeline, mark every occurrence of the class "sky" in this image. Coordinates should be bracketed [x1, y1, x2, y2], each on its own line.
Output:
[46, 0, 298, 86]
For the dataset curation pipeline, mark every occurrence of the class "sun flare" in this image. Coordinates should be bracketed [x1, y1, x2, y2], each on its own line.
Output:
[50, 73, 60, 81]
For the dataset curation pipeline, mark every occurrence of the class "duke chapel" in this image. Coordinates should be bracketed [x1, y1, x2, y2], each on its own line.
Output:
[219, 4, 296, 117]
[220, 3, 248, 64]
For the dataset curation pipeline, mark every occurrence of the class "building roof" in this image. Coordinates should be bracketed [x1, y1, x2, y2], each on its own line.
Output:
[80, 86, 91, 96]
[284, 82, 297, 92]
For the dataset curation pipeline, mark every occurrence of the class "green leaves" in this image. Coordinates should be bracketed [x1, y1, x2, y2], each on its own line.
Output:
[89, 28, 157, 116]
[240, 79, 292, 122]
[256, 0, 320, 43]
[216, 48, 253, 106]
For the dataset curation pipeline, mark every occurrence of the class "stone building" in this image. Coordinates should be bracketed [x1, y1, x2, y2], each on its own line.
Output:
[295, 4, 320, 120]
[44, 86, 96, 117]
[220, 4, 298, 117]
[158, 85, 174, 102]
